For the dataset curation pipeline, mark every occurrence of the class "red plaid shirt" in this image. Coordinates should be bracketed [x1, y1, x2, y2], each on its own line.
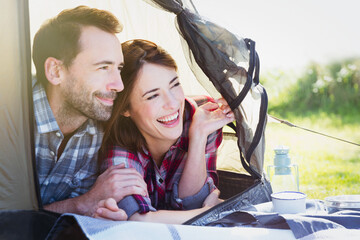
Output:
[102, 97, 222, 216]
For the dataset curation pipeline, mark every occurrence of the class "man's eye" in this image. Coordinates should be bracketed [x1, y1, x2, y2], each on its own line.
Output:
[99, 66, 109, 70]
[147, 94, 159, 100]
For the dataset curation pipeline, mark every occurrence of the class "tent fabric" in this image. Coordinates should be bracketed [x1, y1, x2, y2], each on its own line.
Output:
[201, 202, 360, 239]
[0, 0, 39, 211]
[144, 0, 268, 178]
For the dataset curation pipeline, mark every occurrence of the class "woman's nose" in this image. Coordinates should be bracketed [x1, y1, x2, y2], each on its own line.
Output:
[163, 93, 178, 109]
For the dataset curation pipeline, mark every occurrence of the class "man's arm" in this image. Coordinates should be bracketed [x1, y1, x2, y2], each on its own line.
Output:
[44, 164, 148, 218]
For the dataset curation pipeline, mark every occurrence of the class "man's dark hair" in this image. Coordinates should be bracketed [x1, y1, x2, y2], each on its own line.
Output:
[32, 5, 122, 86]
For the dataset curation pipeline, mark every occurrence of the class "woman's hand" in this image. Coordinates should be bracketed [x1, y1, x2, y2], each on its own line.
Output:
[93, 198, 128, 221]
[189, 97, 234, 138]
[202, 189, 224, 208]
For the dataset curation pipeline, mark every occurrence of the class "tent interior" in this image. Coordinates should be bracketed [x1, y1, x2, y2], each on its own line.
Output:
[0, 0, 271, 238]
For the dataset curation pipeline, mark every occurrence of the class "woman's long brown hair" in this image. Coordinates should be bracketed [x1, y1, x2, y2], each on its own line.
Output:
[98, 39, 178, 170]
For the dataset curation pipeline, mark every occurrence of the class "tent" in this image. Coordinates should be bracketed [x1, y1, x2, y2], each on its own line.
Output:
[0, 0, 269, 238]
[2, 1, 360, 239]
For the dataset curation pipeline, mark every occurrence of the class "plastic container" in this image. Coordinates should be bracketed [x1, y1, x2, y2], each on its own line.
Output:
[325, 195, 360, 213]
[267, 146, 299, 193]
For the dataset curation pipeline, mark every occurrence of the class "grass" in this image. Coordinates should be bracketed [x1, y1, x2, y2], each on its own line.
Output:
[261, 59, 360, 200]
[263, 114, 360, 200]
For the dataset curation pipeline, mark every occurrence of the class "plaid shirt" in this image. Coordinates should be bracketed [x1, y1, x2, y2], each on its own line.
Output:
[102, 98, 222, 217]
[33, 81, 103, 205]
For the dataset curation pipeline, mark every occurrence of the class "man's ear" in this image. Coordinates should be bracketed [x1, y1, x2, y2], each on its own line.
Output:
[44, 57, 64, 86]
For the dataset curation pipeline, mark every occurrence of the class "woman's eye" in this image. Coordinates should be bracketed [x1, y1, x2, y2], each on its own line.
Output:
[171, 82, 181, 88]
[99, 66, 109, 70]
[147, 94, 159, 100]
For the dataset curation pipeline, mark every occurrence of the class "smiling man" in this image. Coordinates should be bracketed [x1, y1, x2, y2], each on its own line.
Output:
[32, 6, 147, 217]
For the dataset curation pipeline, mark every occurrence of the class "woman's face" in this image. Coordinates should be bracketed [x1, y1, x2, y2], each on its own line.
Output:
[124, 63, 185, 147]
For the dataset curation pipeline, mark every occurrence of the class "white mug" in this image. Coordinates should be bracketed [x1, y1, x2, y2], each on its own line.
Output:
[271, 191, 307, 214]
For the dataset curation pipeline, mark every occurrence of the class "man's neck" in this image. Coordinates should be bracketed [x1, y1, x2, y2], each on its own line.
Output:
[46, 85, 88, 136]
[55, 110, 88, 136]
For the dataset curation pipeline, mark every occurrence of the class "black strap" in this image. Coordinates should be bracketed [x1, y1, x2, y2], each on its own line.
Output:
[228, 38, 258, 111]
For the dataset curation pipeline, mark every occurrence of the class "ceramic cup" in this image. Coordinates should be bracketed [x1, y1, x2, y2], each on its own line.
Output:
[271, 191, 307, 214]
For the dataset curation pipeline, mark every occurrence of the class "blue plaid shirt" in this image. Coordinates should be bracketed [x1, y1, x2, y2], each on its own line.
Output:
[33, 81, 103, 205]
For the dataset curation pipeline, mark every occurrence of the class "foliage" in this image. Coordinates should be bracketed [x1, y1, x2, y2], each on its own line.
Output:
[263, 58, 360, 122]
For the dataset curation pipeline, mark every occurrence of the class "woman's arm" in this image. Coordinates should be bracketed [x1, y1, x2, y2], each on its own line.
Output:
[129, 207, 210, 224]
[94, 195, 219, 224]
[178, 98, 234, 199]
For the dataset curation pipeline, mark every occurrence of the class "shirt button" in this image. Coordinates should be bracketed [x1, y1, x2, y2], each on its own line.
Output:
[72, 178, 80, 187]
[44, 180, 49, 185]
[50, 151, 55, 157]
[56, 132, 61, 137]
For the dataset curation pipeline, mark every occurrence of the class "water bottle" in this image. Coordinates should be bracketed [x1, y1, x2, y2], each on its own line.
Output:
[267, 146, 299, 193]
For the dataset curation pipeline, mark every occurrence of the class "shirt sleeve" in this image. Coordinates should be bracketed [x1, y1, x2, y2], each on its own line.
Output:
[69, 151, 99, 199]
[102, 146, 156, 217]
[171, 129, 222, 210]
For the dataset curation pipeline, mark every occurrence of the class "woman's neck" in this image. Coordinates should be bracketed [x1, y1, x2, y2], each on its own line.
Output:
[147, 138, 177, 168]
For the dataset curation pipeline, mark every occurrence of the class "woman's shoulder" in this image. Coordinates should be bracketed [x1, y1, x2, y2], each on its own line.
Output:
[103, 145, 150, 169]
[103, 145, 137, 164]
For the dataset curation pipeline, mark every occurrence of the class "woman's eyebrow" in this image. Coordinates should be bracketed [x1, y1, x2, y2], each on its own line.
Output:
[169, 76, 179, 85]
[142, 76, 179, 97]
[142, 88, 159, 97]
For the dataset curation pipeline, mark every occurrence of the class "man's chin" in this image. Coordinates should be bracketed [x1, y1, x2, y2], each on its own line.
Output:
[87, 108, 112, 122]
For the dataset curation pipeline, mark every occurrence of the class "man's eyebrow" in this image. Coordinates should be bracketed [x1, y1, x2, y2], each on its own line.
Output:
[93, 60, 113, 66]
[93, 60, 122, 66]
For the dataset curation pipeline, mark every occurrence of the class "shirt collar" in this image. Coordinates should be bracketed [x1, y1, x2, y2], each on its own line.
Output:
[33, 81, 60, 134]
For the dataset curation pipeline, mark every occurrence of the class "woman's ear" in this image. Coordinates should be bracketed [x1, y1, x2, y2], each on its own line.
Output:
[44, 57, 64, 86]
[122, 110, 131, 118]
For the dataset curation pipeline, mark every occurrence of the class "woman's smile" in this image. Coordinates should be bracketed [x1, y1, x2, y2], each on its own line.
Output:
[157, 110, 180, 127]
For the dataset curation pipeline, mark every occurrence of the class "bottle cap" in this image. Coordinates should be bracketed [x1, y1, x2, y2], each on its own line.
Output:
[274, 145, 291, 166]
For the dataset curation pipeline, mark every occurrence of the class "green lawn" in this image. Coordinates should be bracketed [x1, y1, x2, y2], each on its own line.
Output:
[263, 115, 360, 200]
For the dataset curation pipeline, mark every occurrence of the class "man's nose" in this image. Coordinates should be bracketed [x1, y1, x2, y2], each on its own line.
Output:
[107, 71, 124, 92]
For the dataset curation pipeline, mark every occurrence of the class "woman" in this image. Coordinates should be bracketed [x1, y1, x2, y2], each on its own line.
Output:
[95, 39, 234, 223]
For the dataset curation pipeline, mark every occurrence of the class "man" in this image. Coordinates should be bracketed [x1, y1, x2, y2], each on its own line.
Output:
[32, 5, 147, 218]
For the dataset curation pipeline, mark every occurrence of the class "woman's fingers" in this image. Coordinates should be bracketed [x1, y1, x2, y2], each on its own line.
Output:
[199, 101, 220, 111]
[94, 198, 128, 221]
[215, 98, 233, 115]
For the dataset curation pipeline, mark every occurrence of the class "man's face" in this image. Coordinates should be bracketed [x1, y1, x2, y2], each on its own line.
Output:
[60, 26, 124, 121]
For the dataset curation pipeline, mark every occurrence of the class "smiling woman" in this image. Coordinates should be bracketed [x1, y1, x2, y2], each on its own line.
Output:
[96, 39, 235, 223]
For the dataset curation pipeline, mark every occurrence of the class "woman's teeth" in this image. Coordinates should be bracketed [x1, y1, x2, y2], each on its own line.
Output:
[157, 111, 179, 123]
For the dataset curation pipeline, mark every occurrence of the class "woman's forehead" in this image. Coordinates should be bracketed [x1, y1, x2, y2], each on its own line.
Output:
[135, 63, 178, 89]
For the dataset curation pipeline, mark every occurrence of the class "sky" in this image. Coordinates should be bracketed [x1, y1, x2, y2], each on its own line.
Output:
[194, 0, 360, 71]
